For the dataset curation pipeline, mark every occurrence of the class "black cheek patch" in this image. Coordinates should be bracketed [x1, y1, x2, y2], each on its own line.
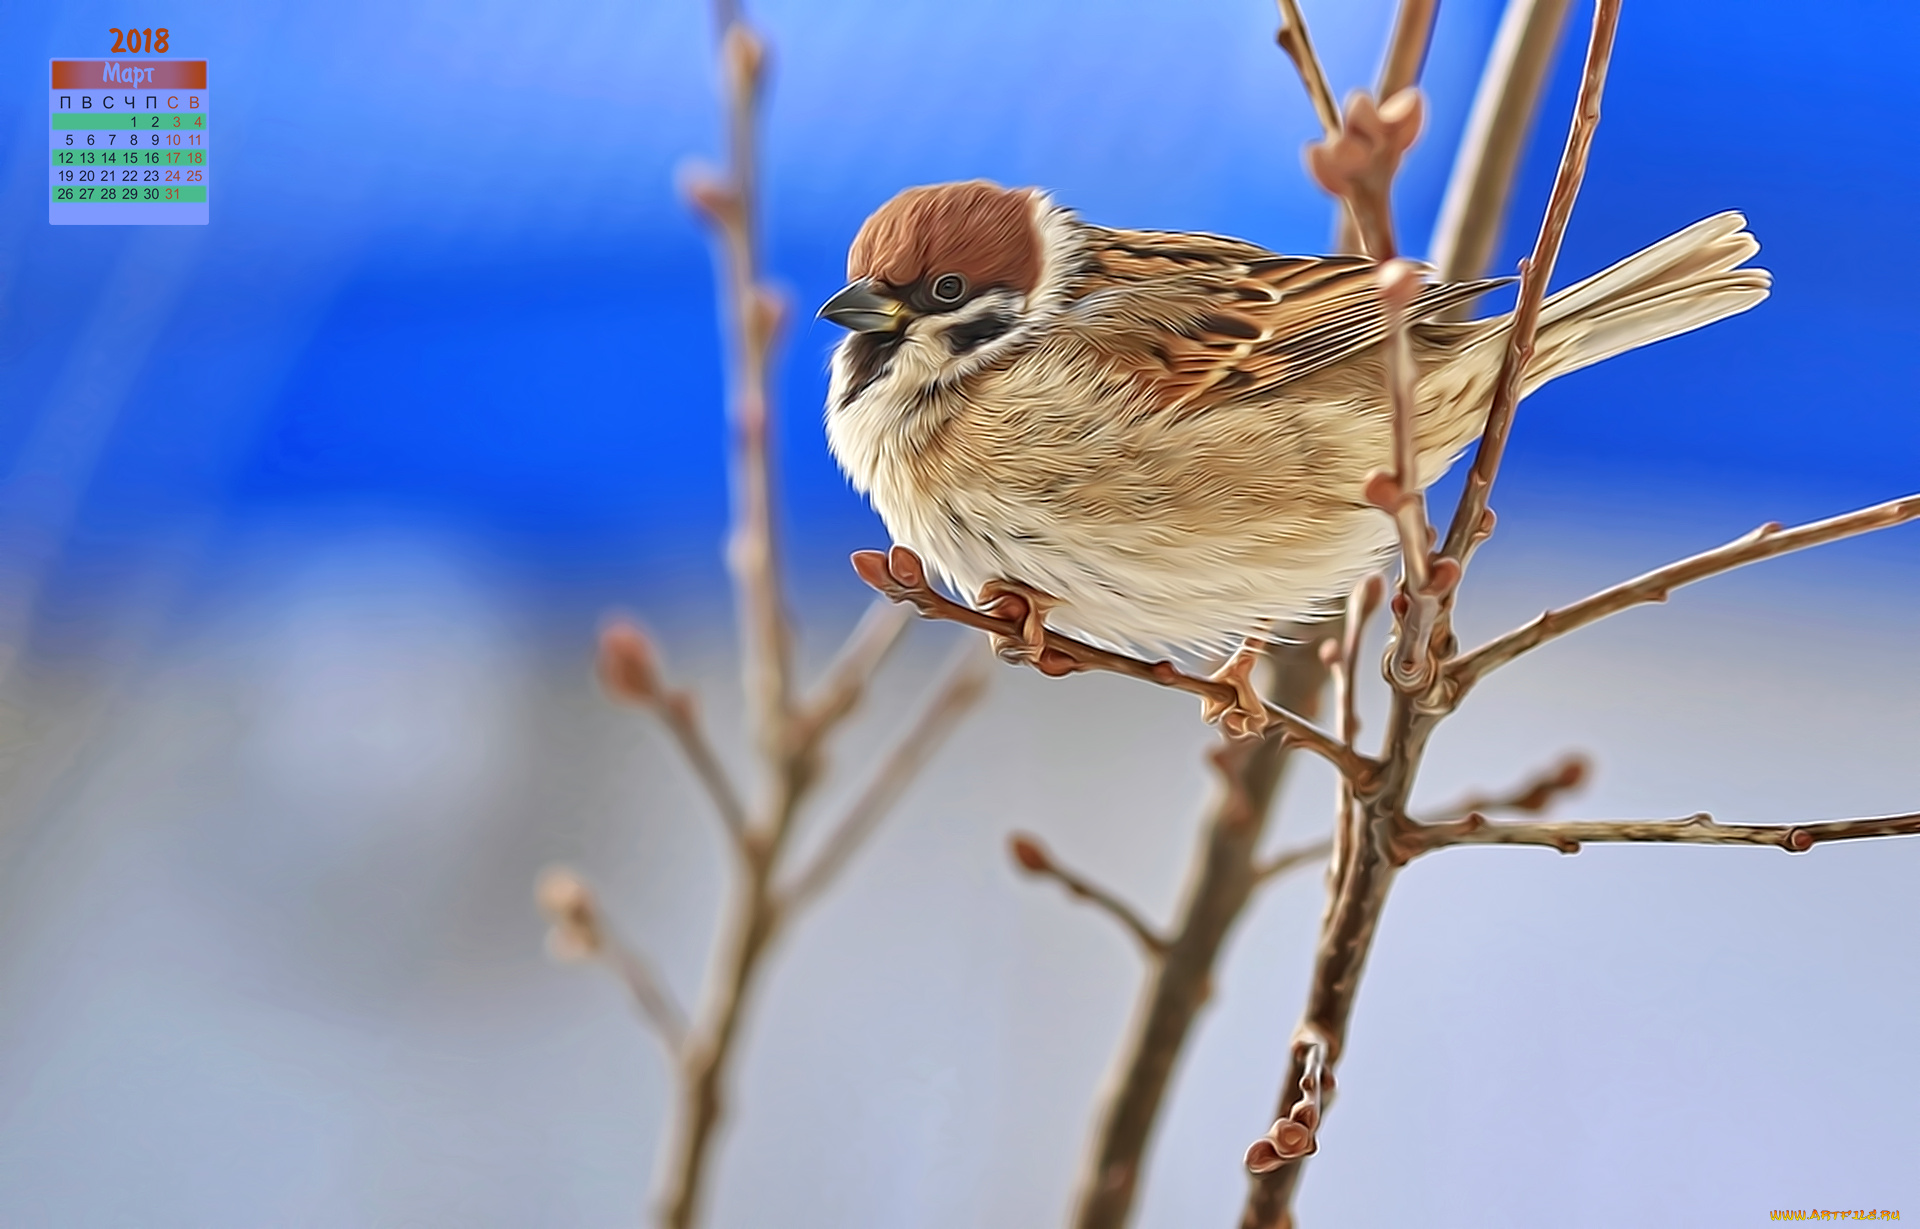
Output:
[946, 311, 1016, 356]
[838, 331, 903, 408]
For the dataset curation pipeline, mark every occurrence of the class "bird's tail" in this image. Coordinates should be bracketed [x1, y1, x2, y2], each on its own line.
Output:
[1516, 211, 1770, 392]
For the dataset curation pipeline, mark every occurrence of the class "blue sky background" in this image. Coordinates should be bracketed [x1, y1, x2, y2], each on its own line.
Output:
[0, 0, 1914, 642]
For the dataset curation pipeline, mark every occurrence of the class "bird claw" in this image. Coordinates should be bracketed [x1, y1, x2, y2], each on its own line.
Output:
[1202, 641, 1271, 739]
[978, 579, 1057, 667]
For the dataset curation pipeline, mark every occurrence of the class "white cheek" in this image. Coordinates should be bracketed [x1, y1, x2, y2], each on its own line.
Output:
[823, 333, 949, 497]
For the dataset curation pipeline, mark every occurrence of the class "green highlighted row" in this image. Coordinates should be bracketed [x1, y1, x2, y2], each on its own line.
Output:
[53, 149, 205, 166]
[52, 112, 207, 130]
[52, 185, 206, 203]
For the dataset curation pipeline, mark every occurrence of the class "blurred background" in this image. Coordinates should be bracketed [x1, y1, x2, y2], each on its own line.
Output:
[2, 0, 1917, 1226]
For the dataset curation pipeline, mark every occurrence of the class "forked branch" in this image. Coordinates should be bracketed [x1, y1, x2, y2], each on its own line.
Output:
[1277, 0, 1424, 261]
[566, 8, 985, 1229]
[600, 620, 751, 847]
[781, 642, 989, 912]
[538, 867, 689, 1055]
[1334, 0, 1441, 255]
[792, 599, 912, 752]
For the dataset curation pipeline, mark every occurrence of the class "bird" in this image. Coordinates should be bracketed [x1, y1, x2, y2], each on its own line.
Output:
[818, 179, 1769, 698]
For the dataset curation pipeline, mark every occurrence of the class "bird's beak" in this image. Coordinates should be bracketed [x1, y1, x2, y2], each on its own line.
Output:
[818, 279, 906, 333]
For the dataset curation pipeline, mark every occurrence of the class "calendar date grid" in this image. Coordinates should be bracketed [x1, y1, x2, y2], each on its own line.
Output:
[50, 58, 208, 225]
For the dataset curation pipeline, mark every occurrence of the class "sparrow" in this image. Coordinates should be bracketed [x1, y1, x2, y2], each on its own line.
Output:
[819, 179, 1769, 673]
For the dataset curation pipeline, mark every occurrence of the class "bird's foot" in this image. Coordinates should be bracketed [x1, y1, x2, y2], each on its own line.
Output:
[978, 579, 1058, 668]
[1201, 640, 1271, 739]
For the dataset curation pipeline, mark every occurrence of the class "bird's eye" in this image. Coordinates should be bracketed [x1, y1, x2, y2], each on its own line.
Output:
[930, 273, 968, 304]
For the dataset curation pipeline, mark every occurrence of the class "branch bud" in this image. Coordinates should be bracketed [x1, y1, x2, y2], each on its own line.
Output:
[679, 162, 739, 227]
[1375, 258, 1422, 313]
[599, 619, 664, 706]
[1008, 833, 1053, 875]
[886, 544, 926, 589]
[721, 22, 767, 95]
[535, 866, 604, 962]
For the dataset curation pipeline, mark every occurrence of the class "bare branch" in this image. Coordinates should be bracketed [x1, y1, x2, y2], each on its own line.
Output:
[1319, 578, 1383, 892]
[1396, 808, 1920, 860]
[1438, 0, 1621, 570]
[1322, 575, 1385, 748]
[600, 621, 752, 847]
[780, 642, 989, 912]
[684, 18, 794, 754]
[1253, 839, 1333, 886]
[538, 867, 688, 1054]
[1273, 0, 1341, 137]
[1277, 0, 1425, 261]
[1451, 494, 1920, 691]
[1422, 753, 1589, 823]
[793, 599, 912, 746]
[1010, 833, 1170, 958]
[1430, 0, 1577, 283]
[606, 939, 691, 1055]
[850, 545, 1375, 785]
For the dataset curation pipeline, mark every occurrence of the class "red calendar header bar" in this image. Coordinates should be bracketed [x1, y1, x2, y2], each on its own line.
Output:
[51, 60, 206, 89]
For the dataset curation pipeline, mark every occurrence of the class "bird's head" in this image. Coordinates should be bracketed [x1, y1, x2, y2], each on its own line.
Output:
[820, 180, 1054, 366]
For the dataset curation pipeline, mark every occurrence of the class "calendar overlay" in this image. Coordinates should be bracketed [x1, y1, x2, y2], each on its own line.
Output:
[50, 59, 207, 226]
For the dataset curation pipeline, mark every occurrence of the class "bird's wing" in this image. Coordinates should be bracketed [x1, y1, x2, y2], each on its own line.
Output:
[1066, 227, 1510, 417]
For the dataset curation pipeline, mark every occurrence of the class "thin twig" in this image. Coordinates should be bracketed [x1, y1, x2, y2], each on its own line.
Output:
[1273, 0, 1341, 136]
[780, 642, 990, 912]
[1430, 0, 1578, 283]
[1438, 0, 1622, 571]
[1451, 494, 1920, 692]
[538, 868, 690, 1055]
[1325, 576, 1384, 750]
[1321, 578, 1383, 892]
[600, 621, 752, 847]
[1254, 839, 1334, 885]
[1377, 0, 1440, 100]
[684, 22, 794, 754]
[1009, 833, 1170, 959]
[793, 599, 912, 747]
[1421, 753, 1589, 823]
[607, 939, 692, 1055]
[1365, 262, 1458, 694]
[851, 546, 1374, 785]
[1396, 809, 1920, 860]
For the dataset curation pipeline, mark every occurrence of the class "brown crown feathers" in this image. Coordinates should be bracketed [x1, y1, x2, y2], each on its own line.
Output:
[846, 180, 1043, 298]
